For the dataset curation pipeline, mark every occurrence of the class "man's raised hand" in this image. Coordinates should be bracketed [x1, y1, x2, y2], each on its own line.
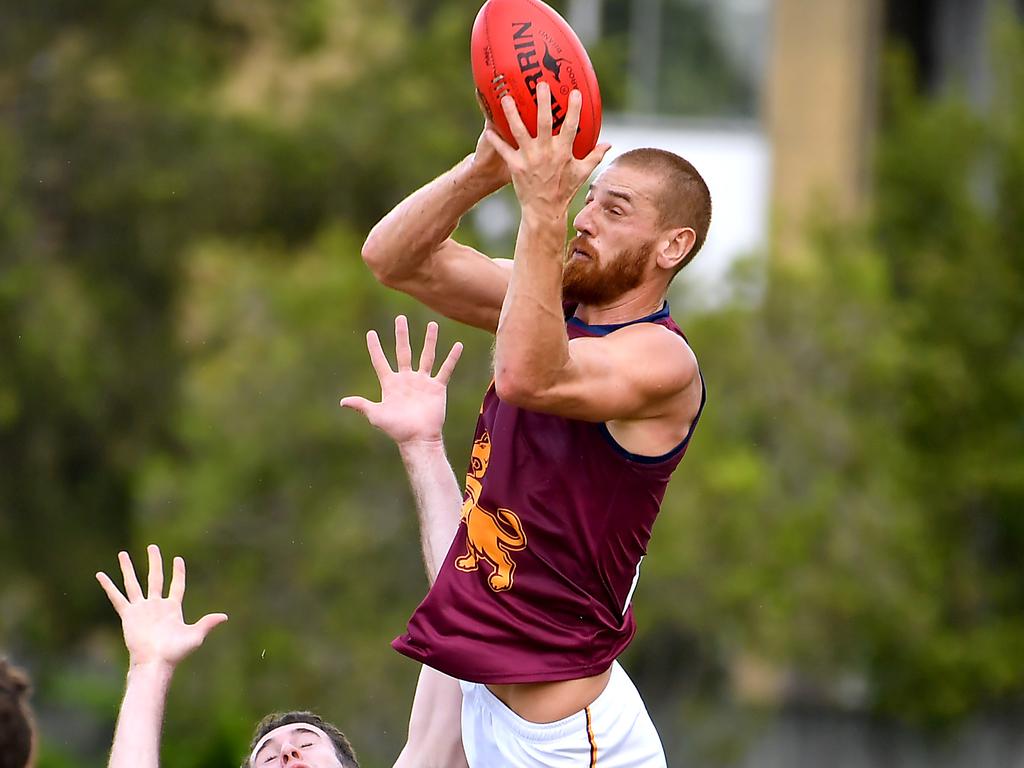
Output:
[484, 82, 610, 217]
[340, 315, 463, 446]
[96, 545, 228, 670]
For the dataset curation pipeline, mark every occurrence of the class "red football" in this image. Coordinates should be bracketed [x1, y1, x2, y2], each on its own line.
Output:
[471, 0, 602, 159]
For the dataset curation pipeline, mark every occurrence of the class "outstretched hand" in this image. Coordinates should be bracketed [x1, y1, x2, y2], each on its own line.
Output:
[340, 315, 463, 446]
[484, 82, 611, 217]
[97, 545, 228, 670]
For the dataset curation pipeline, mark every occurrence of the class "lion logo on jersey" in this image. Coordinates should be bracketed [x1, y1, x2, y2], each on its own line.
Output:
[455, 430, 527, 592]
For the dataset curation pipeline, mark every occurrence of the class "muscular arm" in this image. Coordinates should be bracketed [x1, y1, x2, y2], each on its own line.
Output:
[486, 88, 684, 416]
[493, 207, 572, 406]
[487, 87, 700, 436]
[493, 213, 699, 430]
[361, 133, 513, 332]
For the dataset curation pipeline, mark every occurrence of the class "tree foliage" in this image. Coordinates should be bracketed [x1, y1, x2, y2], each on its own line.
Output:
[639, 19, 1024, 729]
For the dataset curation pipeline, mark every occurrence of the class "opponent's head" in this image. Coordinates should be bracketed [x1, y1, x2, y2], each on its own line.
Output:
[564, 148, 712, 305]
[0, 659, 35, 768]
[244, 712, 358, 768]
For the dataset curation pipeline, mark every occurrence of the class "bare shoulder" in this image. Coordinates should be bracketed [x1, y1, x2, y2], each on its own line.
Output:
[588, 323, 702, 455]
[556, 319, 700, 425]
[602, 321, 699, 389]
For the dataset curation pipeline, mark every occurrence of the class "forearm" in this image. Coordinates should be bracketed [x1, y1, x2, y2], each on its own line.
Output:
[362, 156, 505, 284]
[398, 439, 464, 584]
[393, 666, 468, 768]
[494, 211, 571, 394]
[107, 662, 175, 768]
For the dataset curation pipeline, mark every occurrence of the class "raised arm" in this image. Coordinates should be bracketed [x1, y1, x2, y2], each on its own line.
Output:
[340, 317, 469, 767]
[340, 316, 464, 583]
[485, 86, 700, 444]
[392, 666, 468, 768]
[361, 128, 513, 332]
[97, 546, 227, 768]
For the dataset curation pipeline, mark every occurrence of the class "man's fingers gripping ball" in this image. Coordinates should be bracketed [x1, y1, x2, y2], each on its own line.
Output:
[470, 0, 602, 159]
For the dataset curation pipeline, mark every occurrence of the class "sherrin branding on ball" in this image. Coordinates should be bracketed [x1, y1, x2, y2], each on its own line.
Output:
[471, 0, 602, 159]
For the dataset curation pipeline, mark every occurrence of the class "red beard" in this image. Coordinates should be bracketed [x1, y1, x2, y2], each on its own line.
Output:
[562, 237, 654, 306]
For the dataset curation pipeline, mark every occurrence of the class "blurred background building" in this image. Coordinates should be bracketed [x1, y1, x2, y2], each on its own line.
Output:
[549, 0, 1017, 297]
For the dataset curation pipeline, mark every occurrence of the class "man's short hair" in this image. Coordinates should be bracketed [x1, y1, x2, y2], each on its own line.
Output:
[243, 711, 358, 768]
[0, 658, 34, 768]
[613, 147, 713, 271]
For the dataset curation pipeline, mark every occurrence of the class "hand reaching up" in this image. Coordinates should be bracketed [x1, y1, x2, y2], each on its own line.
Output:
[97, 545, 228, 670]
[341, 315, 463, 446]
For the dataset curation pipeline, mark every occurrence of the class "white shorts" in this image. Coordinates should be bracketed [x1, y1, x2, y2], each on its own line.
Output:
[459, 662, 667, 768]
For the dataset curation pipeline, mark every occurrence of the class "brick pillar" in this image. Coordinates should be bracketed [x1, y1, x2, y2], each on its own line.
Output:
[767, 0, 882, 257]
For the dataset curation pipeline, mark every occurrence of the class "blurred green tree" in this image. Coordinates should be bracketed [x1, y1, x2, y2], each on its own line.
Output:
[1, 1, 490, 765]
[635, 12, 1024, 733]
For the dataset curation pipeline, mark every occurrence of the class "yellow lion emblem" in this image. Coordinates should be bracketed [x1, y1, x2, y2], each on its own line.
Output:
[455, 430, 527, 592]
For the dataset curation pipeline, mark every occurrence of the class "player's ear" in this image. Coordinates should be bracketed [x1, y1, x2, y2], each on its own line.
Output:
[656, 227, 696, 272]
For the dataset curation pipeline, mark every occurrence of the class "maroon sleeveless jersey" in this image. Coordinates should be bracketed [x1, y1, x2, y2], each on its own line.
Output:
[392, 303, 706, 683]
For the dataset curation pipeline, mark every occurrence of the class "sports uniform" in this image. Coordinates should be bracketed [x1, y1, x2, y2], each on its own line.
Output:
[459, 662, 665, 768]
[394, 304, 705, 765]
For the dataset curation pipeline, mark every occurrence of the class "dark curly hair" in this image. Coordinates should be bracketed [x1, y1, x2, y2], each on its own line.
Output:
[0, 658, 34, 768]
[243, 711, 358, 768]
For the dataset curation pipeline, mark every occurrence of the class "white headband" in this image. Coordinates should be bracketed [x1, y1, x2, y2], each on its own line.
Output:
[249, 722, 334, 766]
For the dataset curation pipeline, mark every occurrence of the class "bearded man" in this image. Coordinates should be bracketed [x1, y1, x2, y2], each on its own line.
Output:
[357, 84, 711, 767]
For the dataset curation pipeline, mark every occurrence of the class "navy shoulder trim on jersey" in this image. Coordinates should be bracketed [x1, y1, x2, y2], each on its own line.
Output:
[597, 372, 707, 464]
[567, 302, 671, 337]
